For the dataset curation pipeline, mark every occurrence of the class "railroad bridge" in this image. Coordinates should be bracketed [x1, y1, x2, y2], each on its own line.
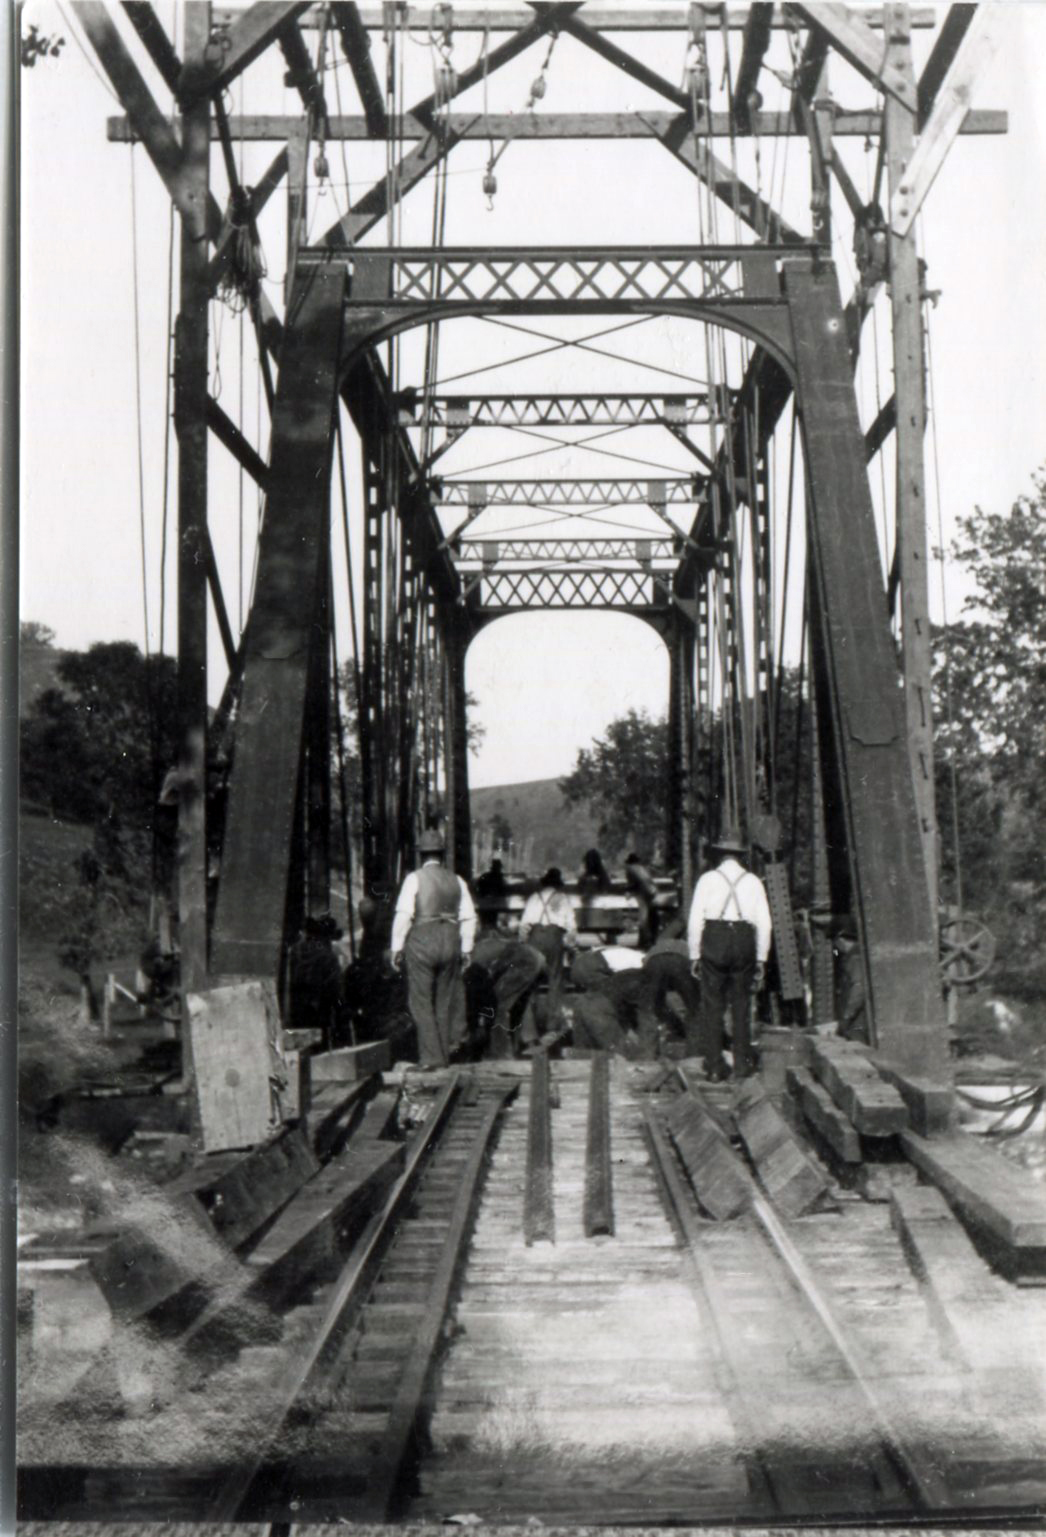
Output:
[19, 2, 1046, 1527]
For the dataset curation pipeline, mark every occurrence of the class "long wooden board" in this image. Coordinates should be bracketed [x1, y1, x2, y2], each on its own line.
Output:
[901, 1129, 1046, 1283]
[665, 1093, 753, 1220]
[734, 1079, 830, 1216]
[809, 1037, 908, 1136]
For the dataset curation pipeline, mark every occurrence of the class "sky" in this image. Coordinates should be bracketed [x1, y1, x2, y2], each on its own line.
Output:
[18, 2, 1046, 788]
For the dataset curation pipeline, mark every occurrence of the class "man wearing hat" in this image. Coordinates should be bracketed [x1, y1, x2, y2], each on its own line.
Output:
[687, 828, 772, 1080]
[519, 867, 577, 1033]
[391, 828, 477, 1067]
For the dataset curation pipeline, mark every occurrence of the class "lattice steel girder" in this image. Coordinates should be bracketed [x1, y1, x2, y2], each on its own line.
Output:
[783, 257, 947, 1078]
[397, 392, 731, 430]
[437, 478, 698, 508]
[108, 108, 1008, 143]
[330, 245, 801, 305]
[211, 265, 346, 982]
[472, 566, 669, 612]
[453, 537, 679, 564]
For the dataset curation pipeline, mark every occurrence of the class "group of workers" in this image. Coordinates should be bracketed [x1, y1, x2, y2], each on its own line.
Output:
[387, 826, 772, 1080]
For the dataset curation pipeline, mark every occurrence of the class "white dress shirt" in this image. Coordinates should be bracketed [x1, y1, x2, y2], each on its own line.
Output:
[391, 860, 477, 957]
[687, 858, 773, 964]
[599, 946, 646, 972]
[519, 888, 578, 947]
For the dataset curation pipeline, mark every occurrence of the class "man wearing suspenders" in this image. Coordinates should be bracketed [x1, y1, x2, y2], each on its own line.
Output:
[687, 829, 772, 1081]
[391, 828, 477, 1068]
[518, 867, 577, 1033]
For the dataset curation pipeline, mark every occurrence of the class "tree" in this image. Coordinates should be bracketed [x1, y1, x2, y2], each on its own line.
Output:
[20, 620, 56, 648]
[932, 470, 1046, 996]
[20, 641, 178, 845]
[559, 709, 668, 861]
[488, 812, 513, 849]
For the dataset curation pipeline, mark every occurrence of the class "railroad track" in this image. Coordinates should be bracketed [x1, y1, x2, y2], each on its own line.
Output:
[20, 1057, 1046, 1525]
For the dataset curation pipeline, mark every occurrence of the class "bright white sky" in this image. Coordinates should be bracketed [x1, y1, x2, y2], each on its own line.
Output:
[19, 2, 1046, 788]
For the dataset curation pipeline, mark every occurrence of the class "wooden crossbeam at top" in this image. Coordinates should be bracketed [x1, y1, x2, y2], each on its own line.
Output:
[106, 108, 1009, 142]
[212, 4, 941, 31]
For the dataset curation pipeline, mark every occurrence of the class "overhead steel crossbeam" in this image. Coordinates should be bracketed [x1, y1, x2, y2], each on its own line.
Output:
[108, 108, 1008, 143]
[332, 246, 797, 304]
[436, 478, 698, 507]
[454, 537, 679, 563]
[471, 565, 668, 614]
[398, 392, 731, 430]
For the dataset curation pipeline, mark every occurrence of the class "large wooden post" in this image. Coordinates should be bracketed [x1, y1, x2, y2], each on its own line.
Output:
[174, 2, 212, 1002]
[886, 1, 938, 920]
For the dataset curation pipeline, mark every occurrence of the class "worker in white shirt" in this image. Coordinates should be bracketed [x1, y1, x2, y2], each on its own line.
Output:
[391, 827, 477, 1068]
[687, 829, 772, 1080]
[518, 866, 577, 1033]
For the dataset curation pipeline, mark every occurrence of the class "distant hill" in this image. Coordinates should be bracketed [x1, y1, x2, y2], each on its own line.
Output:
[470, 777, 607, 876]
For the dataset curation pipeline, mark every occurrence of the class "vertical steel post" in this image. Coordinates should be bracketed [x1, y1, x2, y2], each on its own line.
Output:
[886, 1, 938, 920]
[666, 617, 696, 893]
[809, 680, 835, 1026]
[442, 614, 472, 879]
[174, 2, 212, 1006]
[306, 530, 332, 914]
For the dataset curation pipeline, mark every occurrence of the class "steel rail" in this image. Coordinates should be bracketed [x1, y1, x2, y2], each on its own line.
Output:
[645, 1096, 950, 1516]
[356, 1084, 515, 1522]
[207, 1073, 464, 1522]
[524, 1053, 555, 1245]
[583, 1052, 614, 1237]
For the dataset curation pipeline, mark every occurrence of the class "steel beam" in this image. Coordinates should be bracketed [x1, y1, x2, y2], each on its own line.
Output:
[398, 392, 727, 430]
[211, 265, 345, 981]
[437, 478, 698, 507]
[443, 617, 472, 879]
[454, 537, 678, 563]
[732, 4, 775, 131]
[917, 3, 977, 124]
[783, 257, 946, 1077]
[666, 616, 696, 892]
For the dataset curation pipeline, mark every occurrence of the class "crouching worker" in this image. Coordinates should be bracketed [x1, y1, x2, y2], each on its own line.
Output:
[391, 828, 476, 1068]
[468, 922, 547, 1058]
[519, 867, 577, 1033]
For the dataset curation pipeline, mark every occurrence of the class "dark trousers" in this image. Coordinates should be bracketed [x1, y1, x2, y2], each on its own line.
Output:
[527, 925, 567, 1032]
[700, 919, 757, 1076]
[470, 938, 545, 1058]
[404, 920, 465, 1066]
[573, 991, 630, 1052]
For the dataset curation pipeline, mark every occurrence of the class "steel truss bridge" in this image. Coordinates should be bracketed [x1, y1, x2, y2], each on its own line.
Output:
[86, 0, 1009, 1079]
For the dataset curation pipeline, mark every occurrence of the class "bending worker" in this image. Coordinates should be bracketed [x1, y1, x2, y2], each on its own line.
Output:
[391, 827, 476, 1067]
[518, 866, 577, 1032]
[687, 829, 772, 1080]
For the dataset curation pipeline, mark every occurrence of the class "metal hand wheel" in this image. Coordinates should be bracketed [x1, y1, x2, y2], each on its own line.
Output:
[939, 914, 996, 986]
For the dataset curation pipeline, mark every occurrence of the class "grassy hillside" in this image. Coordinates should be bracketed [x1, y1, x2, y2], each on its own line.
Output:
[470, 777, 607, 876]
